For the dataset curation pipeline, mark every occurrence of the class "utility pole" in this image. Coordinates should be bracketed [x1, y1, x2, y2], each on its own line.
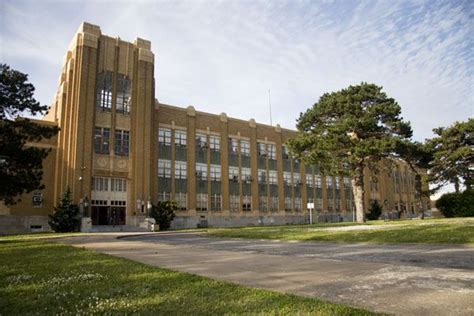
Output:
[268, 89, 273, 126]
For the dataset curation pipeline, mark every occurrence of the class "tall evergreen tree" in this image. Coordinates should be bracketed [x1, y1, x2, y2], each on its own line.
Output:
[0, 64, 59, 205]
[48, 187, 80, 232]
[426, 119, 473, 192]
[288, 83, 417, 223]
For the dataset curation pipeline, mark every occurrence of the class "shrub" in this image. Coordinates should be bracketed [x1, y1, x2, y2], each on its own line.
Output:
[367, 200, 383, 220]
[436, 190, 474, 217]
[48, 187, 81, 232]
[150, 200, 178, 231]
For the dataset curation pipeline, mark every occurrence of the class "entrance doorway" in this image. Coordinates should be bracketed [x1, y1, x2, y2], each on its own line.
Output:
[91, 206, 126, 225]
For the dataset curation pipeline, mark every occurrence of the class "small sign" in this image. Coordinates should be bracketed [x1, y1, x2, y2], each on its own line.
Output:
[32, 192, 43, 207]
[307, 202, 314, 209]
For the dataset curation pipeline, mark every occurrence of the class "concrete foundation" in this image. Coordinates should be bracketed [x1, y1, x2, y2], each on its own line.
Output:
[0, 215, 52, 235]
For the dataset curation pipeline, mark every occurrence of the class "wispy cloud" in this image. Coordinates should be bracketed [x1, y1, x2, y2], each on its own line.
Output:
[1, 0, 472, 142]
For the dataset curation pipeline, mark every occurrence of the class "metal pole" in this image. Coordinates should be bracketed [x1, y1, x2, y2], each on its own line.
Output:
[268, 89, 273, 126]
[309, 208, 313, 225]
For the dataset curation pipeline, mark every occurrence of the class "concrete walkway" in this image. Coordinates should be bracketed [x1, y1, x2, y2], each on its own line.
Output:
[57, 232, 474, 316]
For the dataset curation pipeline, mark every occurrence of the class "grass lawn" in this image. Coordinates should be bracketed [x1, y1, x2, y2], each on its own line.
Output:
[207, 217, 474, 244]
[0, 235, 376, 315]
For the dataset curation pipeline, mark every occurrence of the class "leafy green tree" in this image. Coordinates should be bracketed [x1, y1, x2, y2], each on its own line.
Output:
[426, 119, 473, 193]
[436, 190, 474, 218]
[150, 200, 178, 231]
[288, 83, 416, 223]
[48, 187, 81, 232]
[0, 64, 59, 205]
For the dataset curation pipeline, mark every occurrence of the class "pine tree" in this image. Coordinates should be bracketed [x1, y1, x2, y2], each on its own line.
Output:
[48, 188, 80, 232]
[288, 83, 418, 223]
[150, 200, 177, 231]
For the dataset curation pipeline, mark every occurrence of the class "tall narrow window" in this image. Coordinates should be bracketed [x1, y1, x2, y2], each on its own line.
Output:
[195, 163, 207, 181]
[158, 159, 171, 178]
[175, 161, 187, 179]
[114, 130, 129, 156]
[229, 166, 239, 182]
[196, 193, 208, 211]
[210, 165, 221, 181]
[210, 194, 221, 211]
[96, 71, 113, 111]
[158, 128, 171, 146]
[209, 135, 220, 151]
[175, 130, 187, 147]
[94, 127, 110, 154]
[268, 144, 276, 160]
[230, 195, 240, 212]
[242, 195, 251, 211]
[116, 74, 131, 114]
[240, 140, 250, 156]
[269, 170, 278, 185]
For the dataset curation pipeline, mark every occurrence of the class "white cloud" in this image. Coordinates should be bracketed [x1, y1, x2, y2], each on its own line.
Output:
[1, 1, 472, 156]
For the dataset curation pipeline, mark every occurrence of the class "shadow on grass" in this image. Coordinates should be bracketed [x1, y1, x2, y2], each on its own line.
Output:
[0, 238, 376, 315]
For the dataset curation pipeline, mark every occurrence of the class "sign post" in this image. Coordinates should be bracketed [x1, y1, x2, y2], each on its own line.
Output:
[307, 203, 314, 225]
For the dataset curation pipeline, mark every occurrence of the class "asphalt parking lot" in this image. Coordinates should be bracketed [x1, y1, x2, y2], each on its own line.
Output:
[59, 232, 474, 315]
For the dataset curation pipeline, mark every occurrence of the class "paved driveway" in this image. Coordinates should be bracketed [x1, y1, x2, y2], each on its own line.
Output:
[58, 232, 474, 315]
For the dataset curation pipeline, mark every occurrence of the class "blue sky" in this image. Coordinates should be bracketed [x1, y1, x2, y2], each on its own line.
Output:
[1, 0, 472, 142]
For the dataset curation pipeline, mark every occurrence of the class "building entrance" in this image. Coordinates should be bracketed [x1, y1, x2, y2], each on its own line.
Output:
[91, 206, 126, 225]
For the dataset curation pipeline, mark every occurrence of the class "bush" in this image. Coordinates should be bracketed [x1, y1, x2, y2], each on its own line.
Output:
[367, 200, 383, 220]
[48, 187, 81, 232]
[150, 200, 178, 231]
[436, 190, 474, 217]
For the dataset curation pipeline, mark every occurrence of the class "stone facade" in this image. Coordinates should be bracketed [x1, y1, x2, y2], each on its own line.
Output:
[0, 22, 430, 234]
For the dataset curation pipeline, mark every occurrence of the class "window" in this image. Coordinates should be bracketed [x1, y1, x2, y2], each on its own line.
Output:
[258, 169, 267, 184]
[240, 140, 250, 156]
[175, 161, 187, 179]
[327, 198, 334, 211]
[158, 192, 171, 201]
[270, 196, 278, 212]
[269, 170, 278, 185]
[268, 144, 276, 160]
[242, 195, 251, 211]
[158, 128, 171, 146]
[229, 166, 239, 182]
[283, 172, 292, 186]
[116, 74, 131, 114]
[282, 146, 289, 159]
[94, 127, 110, 154]
[259, 196, 267, 211]
[158, 159, 171, 178]
[111, 178, 127, 192]
[210, 164, 221, 181]
[345, 198, 352, 212]
[209, 135, 220, 151]
[335, 198, 341, 211]
[284, 197, 292, 211]
[230, 195, 240, 211]
[92, 177, 109, 191]
[315, 175, 322, 188]
[293, 173, 301, 186]
[114, 129, 129, 156]
[196, 163, 207, 180]
[306, 174, 314, 187]
[229, 138, 239, 153]
[316, 198, 323, 211]
[196, 133, 208, 148]
[335, 178, 340, 190]
[175, 130, 187, 147]
[196, 193, 208, 211]
[211, 194, 221, 211]
[257, 143, 267, 157]
[343, 177, 350, 189]
[370, 180, 379, 192]
[295, 198, 302, 211]
[96, 71, 112, 111]
[175, 192, 187, 211]
[241, 167, 252, 183]
[326, 176, 333, 189]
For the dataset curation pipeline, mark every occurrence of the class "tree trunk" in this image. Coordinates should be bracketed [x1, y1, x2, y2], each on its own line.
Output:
[454, 178, 460, 193]
[351, 176, 365, 223]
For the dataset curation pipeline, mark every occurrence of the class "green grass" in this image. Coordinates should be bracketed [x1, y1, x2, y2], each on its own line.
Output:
[0, 235, 376, 315]
[207, 217, 474, 244]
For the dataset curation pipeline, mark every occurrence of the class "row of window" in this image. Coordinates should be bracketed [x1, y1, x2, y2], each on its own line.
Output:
[92, 177, 127, 192]
[94, 127, 130, 156]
